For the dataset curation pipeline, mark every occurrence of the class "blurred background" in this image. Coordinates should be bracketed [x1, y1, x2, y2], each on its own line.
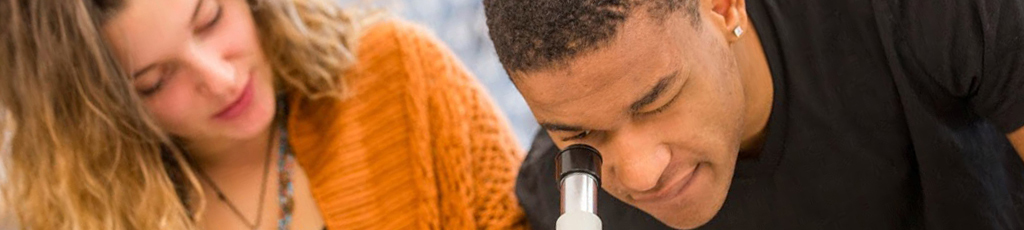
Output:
[336, 0, 540, 148]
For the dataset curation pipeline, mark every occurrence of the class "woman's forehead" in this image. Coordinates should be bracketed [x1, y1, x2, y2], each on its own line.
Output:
[101, 0, 202, 71]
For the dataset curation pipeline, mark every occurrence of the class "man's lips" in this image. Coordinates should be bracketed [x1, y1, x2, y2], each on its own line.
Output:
[213, 76, 254, 120]
[628, 163, 701, 202]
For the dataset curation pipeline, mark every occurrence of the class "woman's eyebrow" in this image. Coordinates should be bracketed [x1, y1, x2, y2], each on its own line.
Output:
[189, 0, 206, 24]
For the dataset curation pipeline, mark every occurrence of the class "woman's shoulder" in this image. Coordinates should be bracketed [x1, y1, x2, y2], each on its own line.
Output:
[357, 18, 430, 48]
[356, 18, 444, 61]
[347, 18, 474, 93]
[289, 18, 481, 130]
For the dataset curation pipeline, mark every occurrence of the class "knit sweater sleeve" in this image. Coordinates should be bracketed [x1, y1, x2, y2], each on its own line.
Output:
[385, 21, 530, 229]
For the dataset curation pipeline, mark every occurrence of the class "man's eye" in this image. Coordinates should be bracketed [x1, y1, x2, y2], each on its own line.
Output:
[562, 130, 591, 142]
[636, 89, 682, 118]
[642, 102, 672, 116]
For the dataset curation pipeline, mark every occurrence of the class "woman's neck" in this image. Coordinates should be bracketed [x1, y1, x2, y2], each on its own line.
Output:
[187, 126, 277, 175]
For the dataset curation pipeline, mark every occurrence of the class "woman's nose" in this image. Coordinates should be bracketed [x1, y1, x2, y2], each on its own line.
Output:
[187, 45, 238, 97]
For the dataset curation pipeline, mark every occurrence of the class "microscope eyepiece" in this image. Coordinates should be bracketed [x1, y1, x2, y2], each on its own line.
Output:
[555, 144, 603, 182]
[555, 144, 603, 230]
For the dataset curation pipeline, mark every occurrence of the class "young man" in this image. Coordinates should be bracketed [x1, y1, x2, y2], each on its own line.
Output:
[483, 0, 1024, 229]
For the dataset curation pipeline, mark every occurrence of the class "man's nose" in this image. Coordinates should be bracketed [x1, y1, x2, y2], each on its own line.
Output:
[601, 127, 671, 194]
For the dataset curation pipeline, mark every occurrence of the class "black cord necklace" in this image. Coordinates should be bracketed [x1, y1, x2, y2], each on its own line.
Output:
[194, 134, 274, 230]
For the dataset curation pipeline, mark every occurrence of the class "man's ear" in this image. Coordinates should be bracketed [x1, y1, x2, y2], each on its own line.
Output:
[704, 0, 749, 42]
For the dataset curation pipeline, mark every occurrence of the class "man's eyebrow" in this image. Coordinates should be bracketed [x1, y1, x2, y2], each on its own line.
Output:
[540, 122, 585, 132]
[190, 0, 205, 24]
[628, 70, 680, 114]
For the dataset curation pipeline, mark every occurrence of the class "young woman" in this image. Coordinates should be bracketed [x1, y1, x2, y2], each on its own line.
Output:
[0, 0, 527, 229]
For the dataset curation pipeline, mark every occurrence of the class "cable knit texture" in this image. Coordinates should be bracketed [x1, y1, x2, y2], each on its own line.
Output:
[285, 19, 529, 230]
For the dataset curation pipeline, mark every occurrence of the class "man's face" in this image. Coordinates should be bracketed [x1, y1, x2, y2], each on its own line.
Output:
[514, 12, 746, 229]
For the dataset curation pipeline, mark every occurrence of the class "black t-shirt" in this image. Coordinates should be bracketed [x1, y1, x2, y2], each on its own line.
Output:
[515, 0, 1024, 229]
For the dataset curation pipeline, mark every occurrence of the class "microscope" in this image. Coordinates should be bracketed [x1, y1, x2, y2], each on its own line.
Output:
[555, 144, 603, 230]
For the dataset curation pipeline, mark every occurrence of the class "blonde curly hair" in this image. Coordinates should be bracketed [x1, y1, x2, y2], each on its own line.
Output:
[0, 0, 363, 229]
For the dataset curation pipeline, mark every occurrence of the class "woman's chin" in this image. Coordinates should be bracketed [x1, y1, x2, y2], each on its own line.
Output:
[212, 103, 276, 142]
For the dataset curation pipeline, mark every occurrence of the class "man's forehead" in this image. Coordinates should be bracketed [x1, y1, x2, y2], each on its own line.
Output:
[515, 64, 630, 106]
[517, 67, 633, 123]
[516, 16, 679, 94]
[516, 24, 678, 111]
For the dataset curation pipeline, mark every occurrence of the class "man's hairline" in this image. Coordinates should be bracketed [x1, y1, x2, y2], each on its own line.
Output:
[506, 10, 690, 82]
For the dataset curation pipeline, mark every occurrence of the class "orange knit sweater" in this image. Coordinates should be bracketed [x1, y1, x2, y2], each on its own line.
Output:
[285, 20, 529, 229]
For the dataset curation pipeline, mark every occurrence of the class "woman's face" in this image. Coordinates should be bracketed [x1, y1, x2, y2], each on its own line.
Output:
[103, 0, 277, 147]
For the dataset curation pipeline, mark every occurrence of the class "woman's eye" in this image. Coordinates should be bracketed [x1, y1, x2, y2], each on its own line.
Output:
[196, 4, 223, 33]
[136, 64, 178, 96]
[138, 78, 165, 96]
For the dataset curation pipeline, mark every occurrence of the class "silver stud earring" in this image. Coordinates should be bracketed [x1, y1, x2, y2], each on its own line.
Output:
[733, 26, 744, 37]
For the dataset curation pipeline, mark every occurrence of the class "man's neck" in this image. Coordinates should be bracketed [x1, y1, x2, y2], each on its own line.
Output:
[733, 23, 774, 157]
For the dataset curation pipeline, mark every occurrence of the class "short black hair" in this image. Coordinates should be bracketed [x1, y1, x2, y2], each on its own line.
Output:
[484, 0, 699, 74]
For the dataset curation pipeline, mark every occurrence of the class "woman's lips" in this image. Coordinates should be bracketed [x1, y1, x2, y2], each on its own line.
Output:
[213, 76, 254, 120]
[629, 163, 701, 203]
